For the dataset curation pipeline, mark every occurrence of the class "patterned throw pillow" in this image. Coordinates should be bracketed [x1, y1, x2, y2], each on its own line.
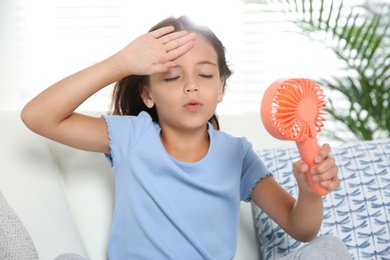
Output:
[253, 139, 390, 260]
[0, 191, 39, 260]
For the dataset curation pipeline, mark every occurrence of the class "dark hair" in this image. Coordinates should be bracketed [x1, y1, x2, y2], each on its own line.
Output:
[110, 16, 232, 130]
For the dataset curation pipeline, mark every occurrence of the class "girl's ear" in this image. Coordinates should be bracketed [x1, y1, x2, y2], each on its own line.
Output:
[141, 86, 155, 108]
[217, 77, 225, 103]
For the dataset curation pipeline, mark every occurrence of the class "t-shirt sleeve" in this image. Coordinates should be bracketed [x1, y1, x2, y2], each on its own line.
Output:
[101, 112, 152, 169]
[240, 141, 272, 202]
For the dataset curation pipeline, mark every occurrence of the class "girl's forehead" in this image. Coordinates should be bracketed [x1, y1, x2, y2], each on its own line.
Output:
[193, 33, 211, 44]
[190, 34, 216, 55]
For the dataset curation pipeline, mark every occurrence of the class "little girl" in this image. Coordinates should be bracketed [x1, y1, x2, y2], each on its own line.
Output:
[22, 16, 350, 259]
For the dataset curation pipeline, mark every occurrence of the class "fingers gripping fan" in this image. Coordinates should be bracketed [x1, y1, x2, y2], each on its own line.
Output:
[261, 78, 330, 196]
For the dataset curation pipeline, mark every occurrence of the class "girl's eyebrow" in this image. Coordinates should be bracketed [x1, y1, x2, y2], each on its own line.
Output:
[197, 60, 217, 67]
[168, 60, 217, 70]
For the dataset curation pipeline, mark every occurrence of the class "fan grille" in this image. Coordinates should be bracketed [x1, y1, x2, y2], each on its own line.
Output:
[271, 79, 327, 141]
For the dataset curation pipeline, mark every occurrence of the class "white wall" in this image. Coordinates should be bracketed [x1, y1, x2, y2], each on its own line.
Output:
[0, 0, 245, 112]
[0, 0, 21, 110]
[1, 0, 352, 115]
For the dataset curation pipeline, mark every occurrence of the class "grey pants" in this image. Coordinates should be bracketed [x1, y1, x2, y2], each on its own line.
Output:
[54, 253, 88, 260]
[280, 235, 351, 260]
[54, 235, 351, 260]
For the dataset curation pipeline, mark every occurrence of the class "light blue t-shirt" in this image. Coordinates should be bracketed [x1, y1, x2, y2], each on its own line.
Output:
[102, 111, 270, 259]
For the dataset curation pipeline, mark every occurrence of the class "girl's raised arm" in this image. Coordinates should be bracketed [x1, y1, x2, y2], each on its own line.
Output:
[21, 27, 196, 153]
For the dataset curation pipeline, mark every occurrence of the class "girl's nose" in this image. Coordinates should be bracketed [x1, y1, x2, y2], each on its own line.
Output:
[183, 78, 199, 93]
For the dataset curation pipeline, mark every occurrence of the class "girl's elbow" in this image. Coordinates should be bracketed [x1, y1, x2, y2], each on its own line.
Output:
[296, 233, 318, 243]
[292, 226, 321, 243]
[21, 105, 32, 128]
[20, 103, 41, 133]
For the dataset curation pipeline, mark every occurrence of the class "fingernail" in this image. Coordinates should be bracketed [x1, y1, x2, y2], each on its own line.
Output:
[310, 168, 316, 175]
[313, 176, 320, 182]
[314, 156, 322, 163]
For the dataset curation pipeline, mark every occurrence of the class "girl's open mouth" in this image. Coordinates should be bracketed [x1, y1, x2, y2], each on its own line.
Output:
[184, 101, 203, 111]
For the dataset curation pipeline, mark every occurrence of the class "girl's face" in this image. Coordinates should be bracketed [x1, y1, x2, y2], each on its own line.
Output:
[142, 34, 224, 132]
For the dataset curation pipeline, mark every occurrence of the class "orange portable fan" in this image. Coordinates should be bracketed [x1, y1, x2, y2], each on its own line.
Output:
[261, 78, 330, 196]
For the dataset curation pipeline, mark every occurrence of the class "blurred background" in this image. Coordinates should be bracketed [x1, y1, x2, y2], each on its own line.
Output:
[1, 0, 388, 141]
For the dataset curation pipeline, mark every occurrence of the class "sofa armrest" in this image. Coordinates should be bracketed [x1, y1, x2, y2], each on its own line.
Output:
[0, 111, 88, 259]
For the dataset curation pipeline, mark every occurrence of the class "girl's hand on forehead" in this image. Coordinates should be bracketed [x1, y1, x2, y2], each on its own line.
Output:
[115, 26, 196, 77]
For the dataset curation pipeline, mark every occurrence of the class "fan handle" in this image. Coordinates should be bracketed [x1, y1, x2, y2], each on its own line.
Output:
[297, 139, 330, 196]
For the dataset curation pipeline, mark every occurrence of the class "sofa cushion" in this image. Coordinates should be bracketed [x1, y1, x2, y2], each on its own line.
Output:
[48, 140, 115, 260]
[0, 111, 88, 259]
[253, 139, 390, 260]
[0, 190, 39, 260]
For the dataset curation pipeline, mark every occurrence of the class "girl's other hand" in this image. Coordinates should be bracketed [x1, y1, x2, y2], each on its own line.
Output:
[293, 143, 340, 194]
[114, 26, 196, 77]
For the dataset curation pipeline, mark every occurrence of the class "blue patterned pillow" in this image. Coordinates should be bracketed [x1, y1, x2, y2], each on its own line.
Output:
[253, 139, 390, 260]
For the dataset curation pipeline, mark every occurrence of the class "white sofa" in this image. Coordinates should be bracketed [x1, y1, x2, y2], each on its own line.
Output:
[2, 110, 390, 260]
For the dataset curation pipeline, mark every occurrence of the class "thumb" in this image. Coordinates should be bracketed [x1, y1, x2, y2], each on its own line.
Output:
[293, 159, 313, 190]
[293, 159, 309, 175]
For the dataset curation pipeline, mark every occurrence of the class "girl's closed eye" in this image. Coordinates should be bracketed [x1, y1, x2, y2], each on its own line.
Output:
[200, 74, 213, 79]
[164, 76, 180, 82]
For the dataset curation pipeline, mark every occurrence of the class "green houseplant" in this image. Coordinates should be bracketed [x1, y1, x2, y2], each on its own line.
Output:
[243, 0, 390, 141]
